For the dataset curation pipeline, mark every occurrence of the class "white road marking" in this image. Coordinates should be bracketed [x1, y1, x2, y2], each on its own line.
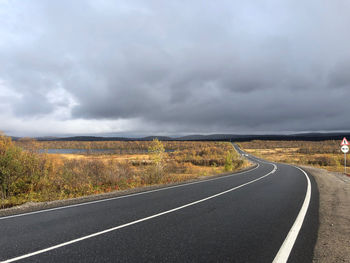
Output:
[0, 164, 260, 221]
[0, 164, 276, 263]
[272, 166, 312, 263]
[234, 146, 313, 262]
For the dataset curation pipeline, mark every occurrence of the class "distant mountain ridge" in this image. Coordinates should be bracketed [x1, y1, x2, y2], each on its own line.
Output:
[15, 132, 350, 142]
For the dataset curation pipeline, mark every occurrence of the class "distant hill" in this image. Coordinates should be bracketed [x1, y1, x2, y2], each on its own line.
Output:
[28, 132, 350, 142]
[54, 136, 130, 141]
[178, 134, 239, 140]
[140, 136, 174, 141]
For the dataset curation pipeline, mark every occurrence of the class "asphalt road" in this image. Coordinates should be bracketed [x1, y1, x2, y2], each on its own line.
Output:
[0, 145, 318, 263]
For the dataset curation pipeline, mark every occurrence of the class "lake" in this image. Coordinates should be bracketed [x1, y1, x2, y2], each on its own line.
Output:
[39, 149, 117, 154]
[39, 149, 175, 154]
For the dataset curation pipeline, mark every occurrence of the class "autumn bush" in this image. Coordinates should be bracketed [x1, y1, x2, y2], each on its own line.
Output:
[224, 150, 243, 171]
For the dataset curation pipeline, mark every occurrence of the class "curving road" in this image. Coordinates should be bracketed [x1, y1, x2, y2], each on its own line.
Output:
[0, 145, 318, 262]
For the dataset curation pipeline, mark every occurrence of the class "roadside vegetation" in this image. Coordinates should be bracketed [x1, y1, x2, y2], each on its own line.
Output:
[0, 133, 249, 209]
[239, 140, 347, 173]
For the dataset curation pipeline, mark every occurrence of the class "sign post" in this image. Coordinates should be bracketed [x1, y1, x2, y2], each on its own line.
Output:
[341, 137, 349, 174]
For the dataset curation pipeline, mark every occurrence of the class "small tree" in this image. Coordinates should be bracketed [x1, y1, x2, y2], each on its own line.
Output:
[0, 133, 26, 206]
[224, 151, 234, 171]
[0, 132, 44, 207]
[147, 139, 165, 183]
[224, 150, 243, 172]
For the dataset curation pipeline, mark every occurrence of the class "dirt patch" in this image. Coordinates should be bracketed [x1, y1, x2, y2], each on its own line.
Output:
[301, 166, 350, 263]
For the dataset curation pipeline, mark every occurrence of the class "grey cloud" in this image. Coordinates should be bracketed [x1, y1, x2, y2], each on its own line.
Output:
[328, 59, 350, 89]
[1, 0, 350, 135]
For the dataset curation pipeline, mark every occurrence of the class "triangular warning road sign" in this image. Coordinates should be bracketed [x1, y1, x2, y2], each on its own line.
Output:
[341, 137, 349, 146]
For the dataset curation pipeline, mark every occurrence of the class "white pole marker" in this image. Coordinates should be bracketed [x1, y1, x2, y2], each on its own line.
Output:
[341, 137, 349, 174]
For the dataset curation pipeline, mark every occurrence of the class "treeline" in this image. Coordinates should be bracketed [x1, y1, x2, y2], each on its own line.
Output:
[1, 135, 246, 209]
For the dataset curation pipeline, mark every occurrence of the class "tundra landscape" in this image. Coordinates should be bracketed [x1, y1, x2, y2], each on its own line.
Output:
[0, 133, 248, 208]
[1, 1, 350, 262]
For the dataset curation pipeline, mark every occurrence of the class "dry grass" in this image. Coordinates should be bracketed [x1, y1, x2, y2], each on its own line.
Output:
[50, 149, 248, 182]
[239, 140, 347, 174]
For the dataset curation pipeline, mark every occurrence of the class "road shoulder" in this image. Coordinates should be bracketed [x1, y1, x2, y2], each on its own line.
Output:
[301, 166, 350, 263]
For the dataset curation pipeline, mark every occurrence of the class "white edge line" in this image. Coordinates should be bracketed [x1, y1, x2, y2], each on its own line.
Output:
[0, 163, 260, 220]
[1, 164, 276, 263]
[272, 166, 312, 263]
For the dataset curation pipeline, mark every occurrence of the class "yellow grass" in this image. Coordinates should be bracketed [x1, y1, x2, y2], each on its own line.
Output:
[239, 140, 346, 174]
[50, 152, 245, 180]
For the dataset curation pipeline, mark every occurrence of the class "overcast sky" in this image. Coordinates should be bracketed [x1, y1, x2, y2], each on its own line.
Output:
[1, 0, 350, 137]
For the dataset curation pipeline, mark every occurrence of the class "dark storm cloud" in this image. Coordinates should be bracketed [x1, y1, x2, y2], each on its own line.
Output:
[329, 60, 350, 89]
[1, 0, 350, 135]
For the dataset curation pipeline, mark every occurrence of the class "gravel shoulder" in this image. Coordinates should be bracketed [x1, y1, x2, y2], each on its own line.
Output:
[301, 166, 350, 263]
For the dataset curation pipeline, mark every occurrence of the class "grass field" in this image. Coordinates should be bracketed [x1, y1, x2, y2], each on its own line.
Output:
[1, 136, 250, 208]
[239, 140, 348, 174]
